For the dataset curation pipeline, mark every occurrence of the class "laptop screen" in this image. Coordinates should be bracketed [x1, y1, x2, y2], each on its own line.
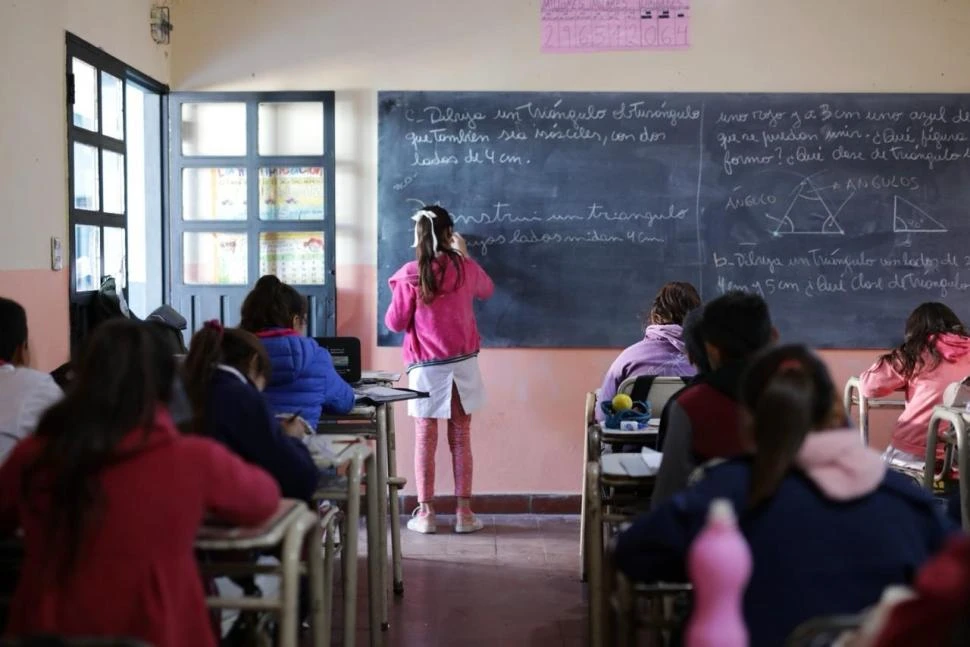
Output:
[314, 336, 361, 383]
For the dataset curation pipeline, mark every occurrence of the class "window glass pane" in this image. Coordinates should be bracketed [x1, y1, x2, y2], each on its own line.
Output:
[101, 71, 124, 140]
[182, 168, 247, 221]
[73, 142, 99, 211]
[126, 82, 163, 316]
[258, 102, 324, 155]
[103, 227, 126, 288]
[180, 103, 246, 156]
[259, 167, 324, 220]
[259, 232, 325, 285]
[103, 150, 125, 214]
[72, 58, 98, 131]
[183, 232, 248, 285]
[74, 224, 101, 292]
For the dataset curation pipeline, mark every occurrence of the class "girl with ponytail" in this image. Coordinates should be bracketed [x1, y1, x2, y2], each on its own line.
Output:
[385, 205, 494, 534]
[183, 320, 320, 501]
[615, 344, 953, 647]
[239, 275, 355, 429]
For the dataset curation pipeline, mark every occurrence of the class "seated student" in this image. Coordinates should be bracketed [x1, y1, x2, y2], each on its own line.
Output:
[183, 320, 321, 502]
[596, 281, 701, 421]
[616, 344, 953, 647]
[0, 319, 280, 647]
[651, 291, 774, 506]
[861, 302, 970, 475]
[240, 275, 355, 428]
[0, 297, 62, 463]
[656, 304, 709, 452]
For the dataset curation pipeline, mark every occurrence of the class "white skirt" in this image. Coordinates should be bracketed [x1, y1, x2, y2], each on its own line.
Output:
[407, 355, 485, 419]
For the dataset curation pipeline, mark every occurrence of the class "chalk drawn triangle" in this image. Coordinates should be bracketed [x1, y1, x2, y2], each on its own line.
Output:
[771, 176, 844, 236]
[893, 196, 947, 233]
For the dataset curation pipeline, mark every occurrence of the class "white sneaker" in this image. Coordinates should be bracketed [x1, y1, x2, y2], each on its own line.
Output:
[407, 507, 437, 534]
[454, 511, 484, 534]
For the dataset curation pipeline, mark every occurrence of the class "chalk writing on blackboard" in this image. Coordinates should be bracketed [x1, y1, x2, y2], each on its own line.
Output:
[541, 0, 690, 53]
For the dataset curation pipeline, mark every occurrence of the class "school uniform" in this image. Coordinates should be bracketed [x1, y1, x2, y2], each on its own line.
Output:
[385, 255, 494, 418]
[0, 363, 62, 464]
[256, 328, 355, 428]
[595, 324, 695, 422]
[205, 365, 321, 501]
[385, 253, 494, 505]
[0, 408, 280, 647]
[617, 429, 953, 647]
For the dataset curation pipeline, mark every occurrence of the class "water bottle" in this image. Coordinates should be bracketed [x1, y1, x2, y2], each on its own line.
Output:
[686, 498, 751, 647]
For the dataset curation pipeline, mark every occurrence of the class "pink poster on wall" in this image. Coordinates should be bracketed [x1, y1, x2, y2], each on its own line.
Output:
[541, 0, 690, 53]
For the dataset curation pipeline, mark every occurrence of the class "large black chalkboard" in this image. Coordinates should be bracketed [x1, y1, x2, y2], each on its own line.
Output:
[377, 91, 970, 348]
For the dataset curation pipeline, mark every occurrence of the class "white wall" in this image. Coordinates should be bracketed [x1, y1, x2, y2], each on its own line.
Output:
[0, 0, 170, 272]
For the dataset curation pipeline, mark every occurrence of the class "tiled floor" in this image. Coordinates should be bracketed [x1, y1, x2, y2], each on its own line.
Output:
[332, 514, 587, 647]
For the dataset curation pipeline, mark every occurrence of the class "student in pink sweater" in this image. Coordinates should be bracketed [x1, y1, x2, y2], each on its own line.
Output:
[860, 302, 970, 472]
[385, 205, 494, 534]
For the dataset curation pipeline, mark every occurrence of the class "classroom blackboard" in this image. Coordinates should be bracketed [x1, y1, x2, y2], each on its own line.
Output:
[377, 91, 970, 348]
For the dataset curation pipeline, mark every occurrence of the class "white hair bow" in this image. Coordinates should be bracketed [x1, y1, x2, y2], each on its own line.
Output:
[411, 209, 439, 250]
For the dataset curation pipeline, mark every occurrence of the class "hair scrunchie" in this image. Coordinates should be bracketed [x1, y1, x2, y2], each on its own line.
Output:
[411, 209, 438, 250]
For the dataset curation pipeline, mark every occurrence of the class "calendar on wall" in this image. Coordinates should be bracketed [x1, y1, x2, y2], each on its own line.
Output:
[259, 231, 326, 285]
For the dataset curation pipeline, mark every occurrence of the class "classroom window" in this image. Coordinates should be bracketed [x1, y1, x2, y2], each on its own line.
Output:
[169, 92, 336, 335]
[66, 34, 168, 351]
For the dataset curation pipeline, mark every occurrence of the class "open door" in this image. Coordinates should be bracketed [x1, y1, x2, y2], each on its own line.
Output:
[168, 92, 336, 338]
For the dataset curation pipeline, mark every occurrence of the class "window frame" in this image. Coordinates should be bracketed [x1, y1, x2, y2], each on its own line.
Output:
[65, 33, 169, 340]
[168, 91, 337, 336]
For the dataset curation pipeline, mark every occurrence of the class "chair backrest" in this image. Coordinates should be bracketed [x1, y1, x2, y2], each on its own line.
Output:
[784, 614, 862, 647]
[618, 375, 689, 417]
[585, 391, 597, 427]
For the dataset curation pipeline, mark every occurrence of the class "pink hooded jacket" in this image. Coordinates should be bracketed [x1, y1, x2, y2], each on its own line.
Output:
[385, 255, 494, 368]
[860, 333, 970, 459]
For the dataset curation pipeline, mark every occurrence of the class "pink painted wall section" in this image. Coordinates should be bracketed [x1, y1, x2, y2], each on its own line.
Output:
[337, 263, 896, 495]
[0, 270, 69, 372]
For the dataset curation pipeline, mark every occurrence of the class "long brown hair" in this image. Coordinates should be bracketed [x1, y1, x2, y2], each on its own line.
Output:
[741, 344, 836, 508]
[182, 322, 271, 435]
[24, 320, 176, 576]
[414, 205, 464, 303]
[239, 275, 308, 332]
[878, 302, 968, 378]
[646, 282, 701, 326]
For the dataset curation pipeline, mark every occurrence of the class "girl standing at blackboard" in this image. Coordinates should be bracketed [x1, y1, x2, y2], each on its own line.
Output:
[385, 205, 494, 534]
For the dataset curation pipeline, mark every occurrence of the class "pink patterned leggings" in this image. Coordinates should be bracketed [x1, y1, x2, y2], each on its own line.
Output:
[414, 384, 473, 503]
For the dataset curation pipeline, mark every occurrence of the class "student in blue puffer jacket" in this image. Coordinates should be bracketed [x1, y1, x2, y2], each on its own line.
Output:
[240, 275, 355, 429]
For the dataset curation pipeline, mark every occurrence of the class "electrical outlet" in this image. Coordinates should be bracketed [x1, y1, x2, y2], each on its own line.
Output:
[51, 237, 63, 271]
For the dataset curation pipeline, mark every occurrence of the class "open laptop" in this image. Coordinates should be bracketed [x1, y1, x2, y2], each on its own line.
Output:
[313, 336, 361, 384]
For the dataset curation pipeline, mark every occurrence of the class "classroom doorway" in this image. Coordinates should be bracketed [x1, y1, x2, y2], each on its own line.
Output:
[65, 34, 168, 352]
[167, 92, 337, 339]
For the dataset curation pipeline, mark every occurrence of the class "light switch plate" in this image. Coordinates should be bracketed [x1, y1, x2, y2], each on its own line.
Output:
[51, 236, 63, 271]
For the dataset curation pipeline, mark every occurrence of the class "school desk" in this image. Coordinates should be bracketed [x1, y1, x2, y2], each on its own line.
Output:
[307, 435, 383, 647]
[197, 498, 327, 647]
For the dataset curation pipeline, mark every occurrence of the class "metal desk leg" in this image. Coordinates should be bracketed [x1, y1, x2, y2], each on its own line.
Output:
[307, 513, 327, 647]
[924, 413, 944, 490]
[956, 416, 970, 531]
[586, 462, 604, 647]
[385, 404, 405, 595]
[375, 405, 391, 629]
[343, 454, 363, 647]
[280, 513, 313, 647]
[365, 450, 385, 645]
[320, 510, 337, 647]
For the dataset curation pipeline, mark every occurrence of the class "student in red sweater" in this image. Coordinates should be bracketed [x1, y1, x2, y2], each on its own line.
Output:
[0, 319, 280, 647]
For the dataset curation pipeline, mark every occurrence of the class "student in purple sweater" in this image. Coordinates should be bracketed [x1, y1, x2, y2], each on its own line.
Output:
[596, 281, 701, 421]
